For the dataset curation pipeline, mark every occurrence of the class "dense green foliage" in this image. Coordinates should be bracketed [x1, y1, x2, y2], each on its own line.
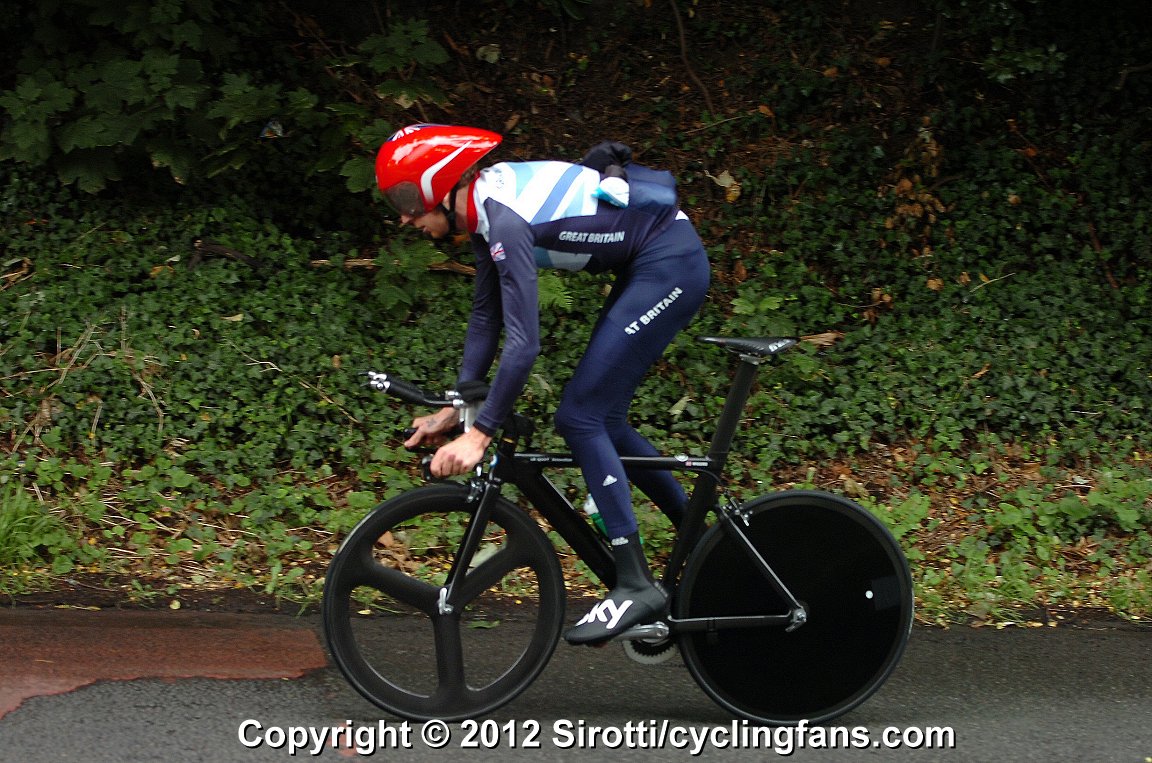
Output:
[0, 0, 444, 195]
[2, 0, 1150, 620]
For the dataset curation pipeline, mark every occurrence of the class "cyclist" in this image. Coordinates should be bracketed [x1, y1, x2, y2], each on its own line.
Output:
[377, 124, 709, 644]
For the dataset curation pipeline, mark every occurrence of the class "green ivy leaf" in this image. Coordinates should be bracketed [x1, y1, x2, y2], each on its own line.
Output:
[340, 156, 377, 193]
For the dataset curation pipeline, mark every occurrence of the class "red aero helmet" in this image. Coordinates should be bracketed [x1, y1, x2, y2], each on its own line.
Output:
[375, 124, 503, 216]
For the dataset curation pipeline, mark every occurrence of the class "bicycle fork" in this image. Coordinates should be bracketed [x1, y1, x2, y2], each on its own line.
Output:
[435, 463, 503, 616]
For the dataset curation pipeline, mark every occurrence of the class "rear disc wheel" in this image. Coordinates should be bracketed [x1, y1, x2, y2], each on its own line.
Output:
[675, 490, 913, 724]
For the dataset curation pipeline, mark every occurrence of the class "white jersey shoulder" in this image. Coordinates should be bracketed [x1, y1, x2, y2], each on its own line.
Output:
[473, 161, 601, 238]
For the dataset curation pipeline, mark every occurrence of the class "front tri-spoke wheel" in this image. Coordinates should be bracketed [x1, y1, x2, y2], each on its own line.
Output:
[675, 490, 913, 725]
[323, 485, 565, 720]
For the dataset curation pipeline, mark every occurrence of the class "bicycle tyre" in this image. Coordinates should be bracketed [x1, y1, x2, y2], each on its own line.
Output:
[675, 490, 913, 725]
[323, 484, 565, 720]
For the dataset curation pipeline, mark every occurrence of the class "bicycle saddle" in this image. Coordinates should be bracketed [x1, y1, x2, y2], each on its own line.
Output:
[698, 335, 799, 358]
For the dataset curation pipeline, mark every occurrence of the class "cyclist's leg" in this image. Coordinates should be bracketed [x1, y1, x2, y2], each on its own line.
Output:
[605, 396, 687, 528]
[609, 223, 708, 529]
[555, 223, 708, 539]
[556, 345, 673, 644]
[556, 221, 708, 643]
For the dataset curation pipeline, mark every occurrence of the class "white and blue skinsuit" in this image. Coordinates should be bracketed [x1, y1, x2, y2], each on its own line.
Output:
[458, 160, 710, 537]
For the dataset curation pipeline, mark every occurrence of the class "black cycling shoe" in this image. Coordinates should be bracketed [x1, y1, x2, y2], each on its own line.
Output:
[563, 583, 667, 645]
[564, 533, 667, 645]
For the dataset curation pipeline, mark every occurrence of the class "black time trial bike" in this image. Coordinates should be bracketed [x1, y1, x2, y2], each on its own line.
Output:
[322, 335, 914, 725]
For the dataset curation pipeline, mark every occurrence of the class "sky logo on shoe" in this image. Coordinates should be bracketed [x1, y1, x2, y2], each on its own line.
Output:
[575, 599, 634, 631]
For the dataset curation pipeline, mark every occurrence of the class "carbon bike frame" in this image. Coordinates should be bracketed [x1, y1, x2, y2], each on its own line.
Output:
[435, 351, 806, 633]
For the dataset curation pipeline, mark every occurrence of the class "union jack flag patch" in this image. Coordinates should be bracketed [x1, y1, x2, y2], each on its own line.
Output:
[490, 242, 506, 262]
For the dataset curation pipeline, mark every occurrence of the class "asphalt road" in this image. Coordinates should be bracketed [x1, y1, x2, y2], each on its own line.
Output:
[0, 609, 1149, 762]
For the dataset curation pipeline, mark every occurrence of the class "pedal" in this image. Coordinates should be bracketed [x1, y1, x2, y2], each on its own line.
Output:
[615, 621, 670, 642]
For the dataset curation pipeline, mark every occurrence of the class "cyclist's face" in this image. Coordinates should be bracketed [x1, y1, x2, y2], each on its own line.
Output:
[401, 207, 449, 239]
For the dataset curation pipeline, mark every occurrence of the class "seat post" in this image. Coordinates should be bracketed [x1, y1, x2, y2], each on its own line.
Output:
[661, 353, 762, 588]
[706, 354, 761, 470]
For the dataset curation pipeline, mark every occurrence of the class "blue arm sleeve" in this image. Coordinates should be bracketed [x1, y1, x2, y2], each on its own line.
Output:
[458, 235, 501, 385]
[465, 202, 542, 436]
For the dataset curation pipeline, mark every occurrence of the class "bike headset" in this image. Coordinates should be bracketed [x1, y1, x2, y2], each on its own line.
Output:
[375, 124, 503, 235]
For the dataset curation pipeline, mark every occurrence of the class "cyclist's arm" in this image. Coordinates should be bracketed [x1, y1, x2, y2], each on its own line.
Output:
[409, 236, 496, 450]
[458, 233, 502, 386]
[467, 201, 541, 436]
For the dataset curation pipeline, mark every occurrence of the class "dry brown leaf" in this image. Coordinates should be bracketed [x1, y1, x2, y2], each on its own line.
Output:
[801, 331, 845, 347]
[839, 473, 869, 499]
[732, 260, 747, 282]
